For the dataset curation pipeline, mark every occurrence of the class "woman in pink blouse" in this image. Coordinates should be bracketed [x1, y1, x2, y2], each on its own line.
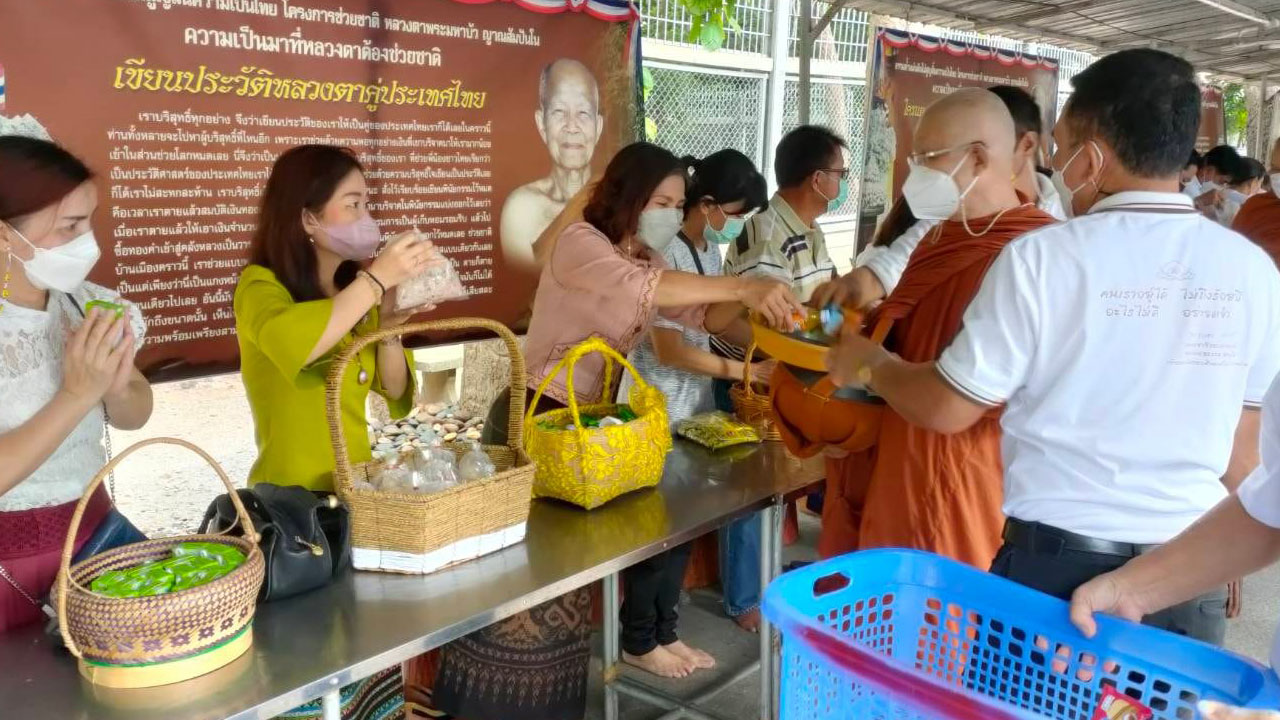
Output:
[432, 143, 800, 720]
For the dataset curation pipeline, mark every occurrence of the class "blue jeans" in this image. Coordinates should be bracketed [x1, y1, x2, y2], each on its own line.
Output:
[713, 378, 762, 617]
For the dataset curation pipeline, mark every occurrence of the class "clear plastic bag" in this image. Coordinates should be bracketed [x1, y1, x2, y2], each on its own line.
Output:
[458, 440, 496, 483]
[390, 230, 469, 312]
[408, 445, 460, 493]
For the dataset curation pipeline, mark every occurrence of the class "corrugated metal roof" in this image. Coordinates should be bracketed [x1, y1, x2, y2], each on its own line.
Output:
[841, 0, 1280, 78]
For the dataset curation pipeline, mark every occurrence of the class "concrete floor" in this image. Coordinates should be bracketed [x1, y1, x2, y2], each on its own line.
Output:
[583, 514, 1280, 720]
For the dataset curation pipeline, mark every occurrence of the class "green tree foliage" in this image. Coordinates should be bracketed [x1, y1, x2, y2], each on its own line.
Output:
[1223, 82, 1247, 147]
[677, 0, 740, 51]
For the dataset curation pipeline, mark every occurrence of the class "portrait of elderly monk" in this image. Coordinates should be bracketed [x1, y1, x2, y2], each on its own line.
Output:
[501, 58, 604, 270]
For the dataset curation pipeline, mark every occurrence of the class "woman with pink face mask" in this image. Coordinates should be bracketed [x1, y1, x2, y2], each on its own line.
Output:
[235, 145, 434, 492]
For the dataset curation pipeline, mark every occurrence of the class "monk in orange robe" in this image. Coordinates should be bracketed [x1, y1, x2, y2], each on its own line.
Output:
[812, 88, 1057, 567]
[1232, 139, 1280, 265]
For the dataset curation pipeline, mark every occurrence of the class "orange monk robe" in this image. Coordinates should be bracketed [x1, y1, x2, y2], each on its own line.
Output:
[1232, 191, 1280, 266]
[819, 205, 1057, 568]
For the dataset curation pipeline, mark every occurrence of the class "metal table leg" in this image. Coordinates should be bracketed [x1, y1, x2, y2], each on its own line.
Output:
[321, 685, 342, 720]
[603, 571, 621, 720]
[758, 501, 783, 720]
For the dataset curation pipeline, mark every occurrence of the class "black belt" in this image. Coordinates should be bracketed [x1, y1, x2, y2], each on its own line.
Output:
[1002, 518, 1160, 559]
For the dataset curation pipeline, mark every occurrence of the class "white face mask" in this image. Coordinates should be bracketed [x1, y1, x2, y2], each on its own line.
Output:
[1269, 174, 1280, 194]
[1050, 141, 1103, 219]
[637, 207, 681, 252]
[7, 223, 101, 293]
[901, 152, 978, 221]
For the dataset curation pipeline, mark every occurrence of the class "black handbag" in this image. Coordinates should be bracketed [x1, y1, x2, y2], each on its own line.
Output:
[199, 484, 350, 602]
[72, 509, 148, 564]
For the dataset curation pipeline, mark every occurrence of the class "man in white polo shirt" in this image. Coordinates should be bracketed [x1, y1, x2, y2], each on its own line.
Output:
[1071, 374, 1280, 719]
[826, 48, 1280, 644]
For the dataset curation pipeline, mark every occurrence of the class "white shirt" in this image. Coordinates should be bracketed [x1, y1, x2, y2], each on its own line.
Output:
[0, 284, 147, 511]
[1237, 375, 1280, 668]
[864, 173, 1066, 296]
[936, 191, 1280, 544]
[1219, 188, 1250, 228]
[620, 234, 721, 426]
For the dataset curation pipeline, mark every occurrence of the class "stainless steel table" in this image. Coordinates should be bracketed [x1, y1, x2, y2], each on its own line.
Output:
[0, 441, 822, 720]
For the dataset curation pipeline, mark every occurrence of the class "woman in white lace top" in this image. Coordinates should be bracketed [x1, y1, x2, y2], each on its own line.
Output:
[0, 136, 152, 632]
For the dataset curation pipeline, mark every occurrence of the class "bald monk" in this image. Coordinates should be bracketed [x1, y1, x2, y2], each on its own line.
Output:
[817, 88, 1056, 566]
[814, 85, 1063, 311]
[501, 58, 604, 271]
[1231, 139, 1280, 265]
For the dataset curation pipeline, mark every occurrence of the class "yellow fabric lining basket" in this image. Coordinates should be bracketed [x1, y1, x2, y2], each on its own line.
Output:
[524, 338, 672, 510]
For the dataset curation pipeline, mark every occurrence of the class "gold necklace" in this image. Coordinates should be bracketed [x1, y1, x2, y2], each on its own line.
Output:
[0, 253, 11, 316]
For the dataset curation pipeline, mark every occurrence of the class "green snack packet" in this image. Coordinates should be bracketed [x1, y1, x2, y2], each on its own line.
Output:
[617, 406, 638, 422]
[162, 555, 218, 575]
[173, 562, 235, 592]
[109, 562, 175, 597]
[90, 569, 133, 595]
[173, 541, 246, 568]
[133, 561, 175, 581]
[172, 568, 214, 592]
[135, 575, 175, 596]
[84, 299, 125, 318]
[205, 545, 245, 569]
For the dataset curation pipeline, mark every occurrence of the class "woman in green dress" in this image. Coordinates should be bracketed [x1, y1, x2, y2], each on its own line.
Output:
[235, 144, 434, 720]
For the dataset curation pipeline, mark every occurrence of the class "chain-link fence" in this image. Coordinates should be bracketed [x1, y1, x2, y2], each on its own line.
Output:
[788, 5, 871, 64]
[641, 1, 1093, 221]
[641, 0, 772, 55]
[783, 79, 867, 219]
[644, 64, 768, 166]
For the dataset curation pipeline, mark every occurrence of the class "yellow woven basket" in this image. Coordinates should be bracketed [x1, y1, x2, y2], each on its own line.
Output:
[525, 337, 671, 510]
[52, 438, 265, 689]
[729, 342, 781, 442]
[326, 318, 535, 574]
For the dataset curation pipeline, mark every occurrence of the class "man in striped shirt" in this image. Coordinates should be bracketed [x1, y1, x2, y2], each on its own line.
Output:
[722, 125, 844, 304]
[712, 126, 846, 631]
[713, 125, 845, 365]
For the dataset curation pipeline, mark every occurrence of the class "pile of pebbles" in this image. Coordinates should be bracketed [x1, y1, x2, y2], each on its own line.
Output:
[370, 402, 485, 453]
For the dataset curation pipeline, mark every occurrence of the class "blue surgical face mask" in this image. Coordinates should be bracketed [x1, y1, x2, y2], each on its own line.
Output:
[818, 172, 851, 213]
[702, 205, 747, 245]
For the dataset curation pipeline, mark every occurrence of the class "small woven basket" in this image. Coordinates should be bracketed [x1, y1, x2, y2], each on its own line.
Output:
[53, 438, 265, 688]
[524, 337, 671, 510]
[326, 318, 534, 574]
[729, 342, 780, 441]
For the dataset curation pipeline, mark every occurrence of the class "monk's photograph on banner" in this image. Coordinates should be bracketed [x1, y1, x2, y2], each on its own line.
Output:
[858, 28, 1060, 246]
[0, 0, 637, 379]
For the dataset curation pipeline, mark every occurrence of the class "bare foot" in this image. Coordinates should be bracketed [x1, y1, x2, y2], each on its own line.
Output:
[664, 640, 716, 669]
[623, 645, 695, 679]
[733, 607, 761, 633]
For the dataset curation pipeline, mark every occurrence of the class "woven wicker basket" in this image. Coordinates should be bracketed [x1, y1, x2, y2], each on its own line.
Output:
[326, 318, 535, 574]
[52, 438, 264, 688]
[524, 338, 671, 510]
[730, 342, 781, 441]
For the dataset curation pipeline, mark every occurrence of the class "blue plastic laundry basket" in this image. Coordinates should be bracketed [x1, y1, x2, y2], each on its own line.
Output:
[763, 550, 1280, 720]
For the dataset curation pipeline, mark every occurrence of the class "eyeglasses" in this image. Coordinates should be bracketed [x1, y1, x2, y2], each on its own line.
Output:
[822, 168, 852, 179]
[907, 141, 983, 166]
[703, 199, 761, 221]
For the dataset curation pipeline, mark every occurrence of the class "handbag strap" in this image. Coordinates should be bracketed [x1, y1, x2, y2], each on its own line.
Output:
[0, 563, 55, 618]
[677, 232, 707, 276]
[65, 294, 116, 499]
